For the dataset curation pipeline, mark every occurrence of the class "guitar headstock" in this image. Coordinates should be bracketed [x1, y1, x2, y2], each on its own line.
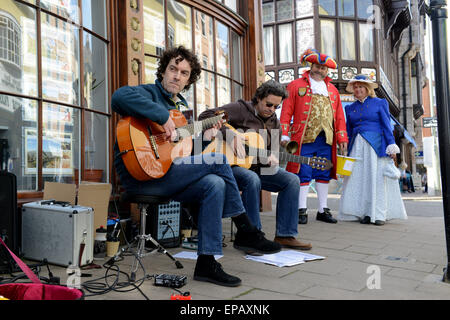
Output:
[310, 156, 333, 171]
[215, 110, 228, 124]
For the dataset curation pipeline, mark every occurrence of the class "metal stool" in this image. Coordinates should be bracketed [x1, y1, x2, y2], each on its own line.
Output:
[118, 193, 183, 281]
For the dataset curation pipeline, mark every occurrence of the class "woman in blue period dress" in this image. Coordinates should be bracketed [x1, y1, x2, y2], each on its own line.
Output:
[338, 75, 407, 225]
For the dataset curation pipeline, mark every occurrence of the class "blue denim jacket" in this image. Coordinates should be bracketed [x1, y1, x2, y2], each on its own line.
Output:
[345, 97, 395, 157]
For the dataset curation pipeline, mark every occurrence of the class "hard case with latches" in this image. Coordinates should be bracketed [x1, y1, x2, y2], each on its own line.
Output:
[21, 200, 94, 267]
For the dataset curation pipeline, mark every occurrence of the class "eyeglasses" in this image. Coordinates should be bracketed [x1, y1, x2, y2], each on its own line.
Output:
[265, 102, 281, 109]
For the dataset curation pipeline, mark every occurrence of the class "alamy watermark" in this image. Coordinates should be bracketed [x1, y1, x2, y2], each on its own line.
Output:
[366, 265, 381, 290]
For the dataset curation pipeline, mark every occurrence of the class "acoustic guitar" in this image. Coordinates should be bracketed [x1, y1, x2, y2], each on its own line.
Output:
[116, 109, 226, 181]
[202, 124, 332, 171]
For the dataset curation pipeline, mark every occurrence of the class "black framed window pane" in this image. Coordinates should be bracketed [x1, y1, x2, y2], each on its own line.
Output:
[263, 26, 274, 65]
[358, 0, 373, 19]
[340, 21, 355, 60]
[217, 75, 231, 108]
[233, 82, 243, 101]
[84, 111, 108, 183]
[296, 19, 314, 60]
[224, 0, 237, 12]
[278, 23, 293, 63]
[321, 20, 336, 59]
[338, 0, 354, 17]
[0, 95, 38, 191]
[42, 103, 80, 185]
[359, 23, 374, 61]
[40, 0, 79, 24]
[143, 0, 165, 56]
[296, 0, 314, 18]
[144, 55, 158, 84]
[0, 4, 38, 97]
[194, 11, 214, 71]
[196, 70, 215, 117]
[83, 32, 108, 112]
[318, 0, 336, 15]
[167, 1, 192, 50]
[231, 31, 242, 82]
[262, 2, 275, 24]
[82, 0, 107, 38]
[216, 21, 230, 77]
[41, 13, 80, 106]
[276, 0, 294, 21]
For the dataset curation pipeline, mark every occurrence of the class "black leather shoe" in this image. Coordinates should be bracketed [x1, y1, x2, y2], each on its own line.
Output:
[233, 229, 282, 254]
[374, 220, 385, 226]
[194, 258, 242, 287]
[298, 208, 308, 224]
[360, 216, 371, 224]
[316, 208, 337, 223]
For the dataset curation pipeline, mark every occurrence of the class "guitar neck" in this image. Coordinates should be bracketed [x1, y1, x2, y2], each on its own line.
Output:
[176, 115, 223, 139]
[247, 146, 310, 165]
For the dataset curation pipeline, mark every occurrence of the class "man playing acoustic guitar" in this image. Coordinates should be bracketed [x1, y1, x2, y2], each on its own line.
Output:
[199, 80, 312, 251]
[112, 46, 280, 288]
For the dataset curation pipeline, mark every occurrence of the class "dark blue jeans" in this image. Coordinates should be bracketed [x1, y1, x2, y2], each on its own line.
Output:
[232, 166, 300, 237]
[118, 153, 245, 255]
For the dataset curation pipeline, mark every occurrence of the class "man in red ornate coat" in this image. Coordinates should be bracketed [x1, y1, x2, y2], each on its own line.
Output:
[280, 49, 348, 224]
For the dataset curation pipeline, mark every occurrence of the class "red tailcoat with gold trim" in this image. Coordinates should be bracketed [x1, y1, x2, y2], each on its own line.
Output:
[280, 71, 348, 180]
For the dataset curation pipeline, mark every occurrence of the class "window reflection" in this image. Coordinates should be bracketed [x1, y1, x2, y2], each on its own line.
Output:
[40, 0, 79, 24]
[217, 76, 231, 108]
[82, 0, 106, 38]
[231, 31, 242, 82]
[194, 11, 214, 71]
[338, 0, 355, 17]
[167, 1, 192, 49]
[145, 55, 158, 84]
[143, 0, 165, 56]
[0, 95, 38, 191]
[41, 13, 80, 106]
[84, 111, 107, 183]
[262, 2, 275, 24]
[318, 0, 335, 15]
[216, 21, 230, 77]
[224, 0, 237, 12]
[83, 31, 108, 112]
[0, 4, 38, 97]
[358, 0, 373, 19]
[42, 103, 79, 184]
[296, 19, 314, 60]
[196, 70, 215, 117]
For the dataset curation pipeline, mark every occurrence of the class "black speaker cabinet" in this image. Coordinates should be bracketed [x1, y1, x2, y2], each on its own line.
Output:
[0, 171, 18, 271]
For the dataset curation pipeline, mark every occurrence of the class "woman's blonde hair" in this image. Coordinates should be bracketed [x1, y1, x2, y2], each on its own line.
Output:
[354, 82, 376, 98]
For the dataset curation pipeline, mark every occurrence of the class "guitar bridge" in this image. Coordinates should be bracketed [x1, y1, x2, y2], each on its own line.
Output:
[149, 135, 160, 159]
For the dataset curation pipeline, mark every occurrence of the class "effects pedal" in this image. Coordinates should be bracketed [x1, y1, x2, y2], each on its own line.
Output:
[154, 274, 187, 288]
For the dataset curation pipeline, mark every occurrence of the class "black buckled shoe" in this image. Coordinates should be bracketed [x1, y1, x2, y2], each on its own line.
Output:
[194, 258, 242, 287]
[374, 220, 385, 226]
[233, 229, 282, 254]
[360, 216, 371, 224]
[316, 208, 337, 223]
[298, 208, 308, 224]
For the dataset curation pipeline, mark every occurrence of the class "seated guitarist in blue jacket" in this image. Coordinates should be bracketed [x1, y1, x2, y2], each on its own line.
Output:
[199, 80, 312, 251]
[112, 46, 280, 287]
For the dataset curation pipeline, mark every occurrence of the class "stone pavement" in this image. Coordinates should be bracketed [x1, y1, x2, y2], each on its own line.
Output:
[25, 190, 450, 302]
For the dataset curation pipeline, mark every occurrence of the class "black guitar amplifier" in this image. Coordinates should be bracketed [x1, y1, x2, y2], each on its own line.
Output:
[0, 171, 18, 273]
[146, 201, 181, 248]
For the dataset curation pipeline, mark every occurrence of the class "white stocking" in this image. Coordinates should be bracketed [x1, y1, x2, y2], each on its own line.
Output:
[316, 182, 329, 213]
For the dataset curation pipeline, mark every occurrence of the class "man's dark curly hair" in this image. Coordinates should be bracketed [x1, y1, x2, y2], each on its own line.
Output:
[156, 46, 202, 91]
[251, 80, 288, 105]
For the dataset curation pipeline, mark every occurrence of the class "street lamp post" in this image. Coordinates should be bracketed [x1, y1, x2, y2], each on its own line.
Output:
[429, 0, 450, 282]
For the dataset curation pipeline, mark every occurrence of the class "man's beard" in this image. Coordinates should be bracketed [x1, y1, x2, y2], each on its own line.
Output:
[311, 71, 326, 80]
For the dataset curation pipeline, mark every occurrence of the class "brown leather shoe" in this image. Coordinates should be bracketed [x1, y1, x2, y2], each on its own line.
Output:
[274, 236, 312, 250]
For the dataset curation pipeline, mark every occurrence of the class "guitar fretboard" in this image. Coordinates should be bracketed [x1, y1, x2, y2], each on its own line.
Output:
[246, 146, 310, 166]
[176, 114, 224, 139]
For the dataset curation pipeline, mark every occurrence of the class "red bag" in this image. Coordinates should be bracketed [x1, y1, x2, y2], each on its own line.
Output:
[0, 238, 84, 300]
